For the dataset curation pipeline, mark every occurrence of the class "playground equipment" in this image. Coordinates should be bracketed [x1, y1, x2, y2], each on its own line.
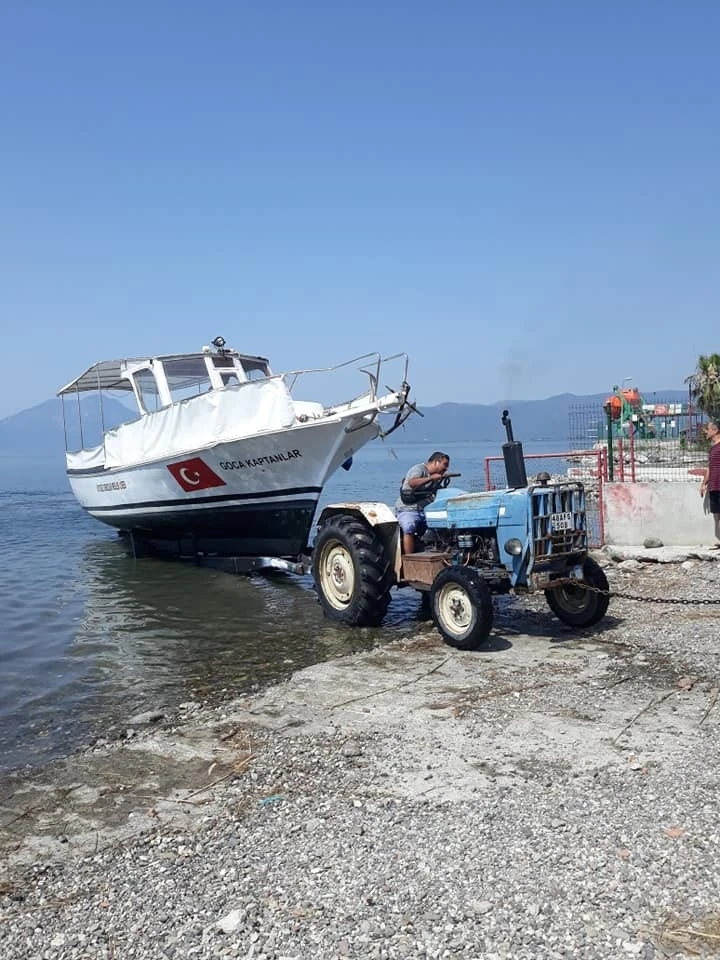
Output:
[603, 384, 655, 438]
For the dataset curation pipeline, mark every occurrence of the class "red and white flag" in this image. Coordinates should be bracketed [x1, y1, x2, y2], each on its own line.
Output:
[167, 457, 227, 492]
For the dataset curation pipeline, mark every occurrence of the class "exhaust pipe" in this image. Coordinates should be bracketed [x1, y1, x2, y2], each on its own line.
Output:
[501, 409, 528, 488]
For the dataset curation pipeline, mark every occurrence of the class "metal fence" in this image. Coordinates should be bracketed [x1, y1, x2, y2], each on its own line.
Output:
[569, 395, 708, 484]
[477, 396, 710, 550]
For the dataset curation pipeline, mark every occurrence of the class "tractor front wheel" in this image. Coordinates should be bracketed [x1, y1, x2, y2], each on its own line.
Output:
[430, 567, 494, 650]
[312, 514, 393, 627]
[544, 557, 610, 628]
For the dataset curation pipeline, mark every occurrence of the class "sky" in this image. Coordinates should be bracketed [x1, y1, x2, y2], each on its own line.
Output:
[1, 0, 719, 419]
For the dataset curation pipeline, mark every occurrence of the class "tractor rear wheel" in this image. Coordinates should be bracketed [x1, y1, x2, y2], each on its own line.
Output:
[544, 557, 610, 628]
[312, 514, 393, 626]
[430, 567, 494, 650]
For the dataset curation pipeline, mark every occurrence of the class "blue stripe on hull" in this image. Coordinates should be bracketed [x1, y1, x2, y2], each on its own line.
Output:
[85, 485, 322, 513]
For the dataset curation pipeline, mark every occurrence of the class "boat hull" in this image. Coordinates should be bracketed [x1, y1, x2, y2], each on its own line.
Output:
[117, 500, 319, 559]
[67, 419, 376, 558]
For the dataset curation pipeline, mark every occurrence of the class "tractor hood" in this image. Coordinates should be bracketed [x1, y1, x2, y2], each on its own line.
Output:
[425, 489, 498, 528]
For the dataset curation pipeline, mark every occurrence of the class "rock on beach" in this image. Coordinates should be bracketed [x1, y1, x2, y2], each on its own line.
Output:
[2, 552, 720, 959]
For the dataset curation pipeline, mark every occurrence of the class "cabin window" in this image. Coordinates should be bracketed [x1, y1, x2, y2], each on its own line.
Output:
[163, 358, 212, 402]
[212, 355, 241, 388]
[212, 356, 235, 370]
[242, 359, 270, 381]
[133, 369, 163, 413]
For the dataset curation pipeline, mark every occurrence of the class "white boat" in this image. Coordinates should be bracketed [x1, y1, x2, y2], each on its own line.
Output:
[58, 337, 415, 565]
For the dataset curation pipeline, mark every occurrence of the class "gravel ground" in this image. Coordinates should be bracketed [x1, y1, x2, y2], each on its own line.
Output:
[2, 550, 720, 959]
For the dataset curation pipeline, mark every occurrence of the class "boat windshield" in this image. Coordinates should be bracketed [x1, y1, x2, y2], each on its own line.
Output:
[162, 358, 213, 402]
[240, 358, 271, 380]
[212, 355, 241, 387]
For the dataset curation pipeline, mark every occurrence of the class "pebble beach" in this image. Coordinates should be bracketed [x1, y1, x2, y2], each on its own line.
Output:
[2, 548, 720, 959]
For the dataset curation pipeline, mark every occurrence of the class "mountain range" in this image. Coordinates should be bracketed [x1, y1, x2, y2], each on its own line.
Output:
[397, 394, 606, 444]
[402, 389, 691, 443]
[0, 397, 134, 457]
[0, 389, 690, 457]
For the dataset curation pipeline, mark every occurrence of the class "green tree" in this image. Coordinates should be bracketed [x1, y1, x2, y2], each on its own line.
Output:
[685, 353, 720, 420]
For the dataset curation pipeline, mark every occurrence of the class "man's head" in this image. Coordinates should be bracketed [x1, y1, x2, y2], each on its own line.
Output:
[427, 451, 450, 472]
[704, 419, 720, 440]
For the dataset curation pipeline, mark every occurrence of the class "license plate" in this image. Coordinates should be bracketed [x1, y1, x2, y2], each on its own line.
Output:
[550, 511, 573, 532]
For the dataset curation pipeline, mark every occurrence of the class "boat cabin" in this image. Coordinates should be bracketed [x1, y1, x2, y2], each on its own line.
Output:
[56, 343, 311, 470]
[59, 346, 273, 418]
[57, 341, 398, 475]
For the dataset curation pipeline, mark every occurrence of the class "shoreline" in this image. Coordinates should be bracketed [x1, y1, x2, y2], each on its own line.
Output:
[2, 551, 720, 957]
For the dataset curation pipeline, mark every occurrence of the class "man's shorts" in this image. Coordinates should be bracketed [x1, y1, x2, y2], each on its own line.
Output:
[709, 490, 720, 514]
[397, 510, 427, 536]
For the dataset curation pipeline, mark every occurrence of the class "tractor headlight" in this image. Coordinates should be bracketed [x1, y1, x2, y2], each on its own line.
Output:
[504, 538, 523, 556]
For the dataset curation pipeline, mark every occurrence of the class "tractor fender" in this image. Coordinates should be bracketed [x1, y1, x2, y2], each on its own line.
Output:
[315, 503, 402, 583]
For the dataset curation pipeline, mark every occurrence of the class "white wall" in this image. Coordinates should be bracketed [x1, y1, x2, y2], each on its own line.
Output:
[603, 481, 713, 546]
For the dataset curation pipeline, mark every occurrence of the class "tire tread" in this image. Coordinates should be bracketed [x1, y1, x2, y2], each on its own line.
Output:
[313, 515, 393, 626]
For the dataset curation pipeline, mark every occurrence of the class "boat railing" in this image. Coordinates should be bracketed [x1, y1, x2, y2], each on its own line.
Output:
[282, 352, 381, 397]
[282, 352, 409, 408]
[380, 352, 410, 393]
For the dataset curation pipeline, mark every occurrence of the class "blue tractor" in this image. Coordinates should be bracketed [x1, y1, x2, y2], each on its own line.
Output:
[312, 411, 609, 649]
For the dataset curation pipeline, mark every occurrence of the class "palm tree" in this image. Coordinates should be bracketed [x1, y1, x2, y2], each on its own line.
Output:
[686, 354, 720, 420]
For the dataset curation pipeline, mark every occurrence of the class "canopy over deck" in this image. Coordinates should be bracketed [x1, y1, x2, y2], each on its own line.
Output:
[57, 351, 272, 396]
[57, 359, 138, 395]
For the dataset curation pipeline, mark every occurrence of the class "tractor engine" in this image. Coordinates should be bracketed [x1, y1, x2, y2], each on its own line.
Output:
[425, 528, 499, 567]
[424, 477, 589, 585]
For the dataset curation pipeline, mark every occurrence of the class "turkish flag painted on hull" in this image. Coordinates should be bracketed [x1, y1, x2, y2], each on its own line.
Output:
[167, 457, 227, 492]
